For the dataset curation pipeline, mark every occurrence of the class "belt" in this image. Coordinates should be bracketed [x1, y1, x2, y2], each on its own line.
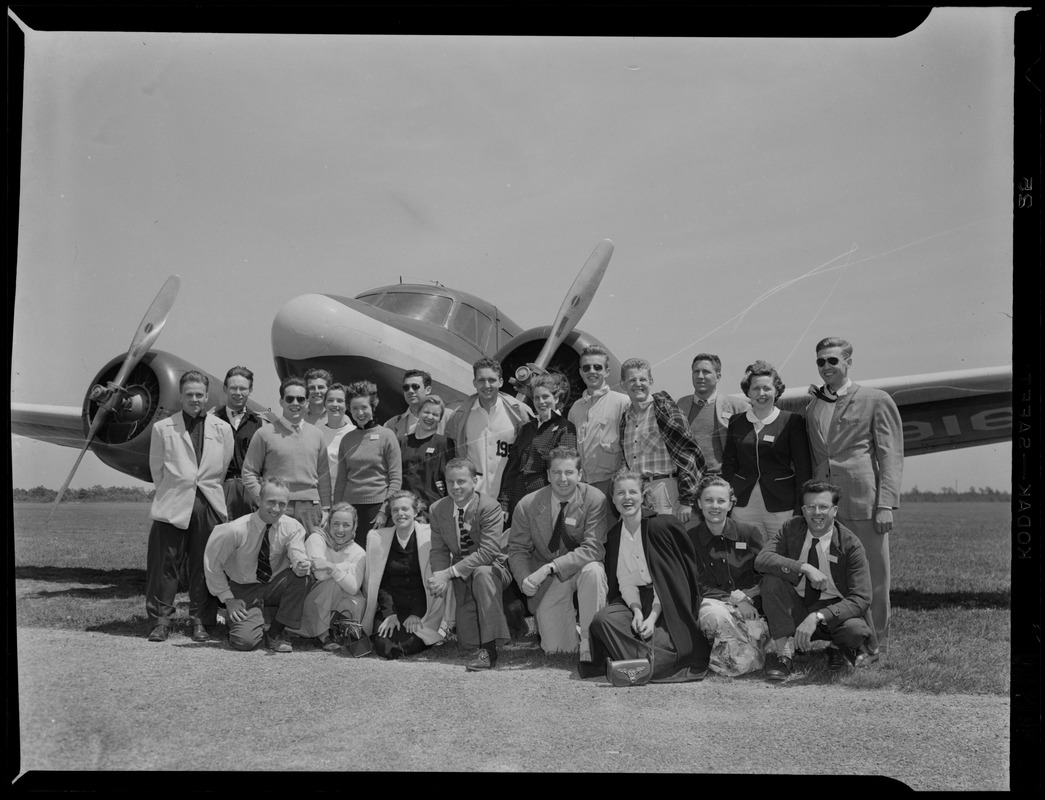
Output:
[642, 472, 677, 481]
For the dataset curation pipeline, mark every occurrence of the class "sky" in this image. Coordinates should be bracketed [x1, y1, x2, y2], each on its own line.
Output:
[10, 9, 1017, 493]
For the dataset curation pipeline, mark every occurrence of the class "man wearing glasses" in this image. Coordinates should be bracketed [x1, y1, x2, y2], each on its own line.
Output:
[755, 480, 875, 682]
[805, 337, 902, 663]
[384, 369, 455, 437]
[567, 345, 630, 514]
[242, 376, 332, 535]
[675, 353, 750, 475]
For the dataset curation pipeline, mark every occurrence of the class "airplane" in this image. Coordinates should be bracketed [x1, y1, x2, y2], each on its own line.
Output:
[11, 240, 1014, 507]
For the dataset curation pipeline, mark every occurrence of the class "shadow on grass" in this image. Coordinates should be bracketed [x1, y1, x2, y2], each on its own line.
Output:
[17, 565, 145, 593]
[892, 589, 1010, 610]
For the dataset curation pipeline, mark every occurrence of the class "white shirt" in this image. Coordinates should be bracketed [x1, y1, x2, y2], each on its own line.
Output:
[568, 385, 630, 483]
[464, 397, 517, 498]
[320, 420, 356, 489]
[616, 522, 661, 614]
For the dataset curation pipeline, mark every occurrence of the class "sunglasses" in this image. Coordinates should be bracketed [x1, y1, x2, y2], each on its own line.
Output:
[816, 356, 844, 367]
[402, 383, 424, 391]
[283, 394, 307, 403]
[580, 364, 606, 373]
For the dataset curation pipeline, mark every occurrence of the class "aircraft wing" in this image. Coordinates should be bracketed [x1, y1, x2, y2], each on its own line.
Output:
[11, 403, 86, 449]
[775, 365, 1013, 457]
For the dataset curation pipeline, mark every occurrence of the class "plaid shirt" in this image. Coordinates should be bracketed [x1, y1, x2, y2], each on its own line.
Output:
[619, 391, 706, 507]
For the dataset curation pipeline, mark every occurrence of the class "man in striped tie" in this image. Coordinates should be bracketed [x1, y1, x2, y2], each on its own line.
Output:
[204, 477, 314, 652]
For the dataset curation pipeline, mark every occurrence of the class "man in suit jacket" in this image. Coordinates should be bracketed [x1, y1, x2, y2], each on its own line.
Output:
[676, 353, 751, 474]
[754, 480, 875, 682]
[429, 457, 513, 671]
[147, 371, 234, 643]
[508, 447, 609, 663]
[805, 337, 903, 660]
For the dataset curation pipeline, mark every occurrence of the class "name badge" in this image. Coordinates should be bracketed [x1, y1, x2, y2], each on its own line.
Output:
[565, 517, 577, 526]
[734, 541, 748, 550]
[763, 434, 775, 443]
[827, 554, 838, 563]
[426, 447, 436, 454]
[461, 522, 471, 532]
[369, 434, 380, 440]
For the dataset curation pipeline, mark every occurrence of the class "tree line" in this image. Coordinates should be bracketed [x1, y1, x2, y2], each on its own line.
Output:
[12, 484, 1010, 503]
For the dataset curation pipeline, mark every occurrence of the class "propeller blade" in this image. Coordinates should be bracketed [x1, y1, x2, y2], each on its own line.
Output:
[531, 239, 614, 370]
[48, 275, 182, 520]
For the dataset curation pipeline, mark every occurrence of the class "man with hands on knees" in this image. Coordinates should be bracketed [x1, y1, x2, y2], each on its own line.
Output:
[508, 447, 609, 666]
[428, 458, 514, 671]
[204, 477, 314, 653]
[754, 480, 876, 682]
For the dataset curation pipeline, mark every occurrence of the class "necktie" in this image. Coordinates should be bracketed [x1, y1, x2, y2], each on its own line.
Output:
[548, 501, 569, 553]
[695, 397, 707, 409]
[457, 509, 473, 553]
[805, 538, 821, 605]
[811, 385, 837, 403]
[256, 524, 273, 583]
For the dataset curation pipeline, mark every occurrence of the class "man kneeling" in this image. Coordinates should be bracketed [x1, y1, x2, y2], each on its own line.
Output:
[508, 447, 609, 665]
[204, 477, 314, 652]
[754, 479, 876, 681]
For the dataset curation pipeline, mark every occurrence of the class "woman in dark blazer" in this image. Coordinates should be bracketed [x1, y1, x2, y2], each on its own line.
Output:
[721, 361, 812, 541]
[585, 469, 710, 682]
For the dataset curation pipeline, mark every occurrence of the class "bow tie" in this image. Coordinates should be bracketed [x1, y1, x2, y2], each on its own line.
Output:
[810, 385, 837, 403]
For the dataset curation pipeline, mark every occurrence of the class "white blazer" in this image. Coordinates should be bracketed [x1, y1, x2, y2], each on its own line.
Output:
[149, 412, 234, 529]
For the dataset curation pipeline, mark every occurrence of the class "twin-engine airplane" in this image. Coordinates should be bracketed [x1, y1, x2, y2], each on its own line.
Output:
[12, 240, 1013, 514]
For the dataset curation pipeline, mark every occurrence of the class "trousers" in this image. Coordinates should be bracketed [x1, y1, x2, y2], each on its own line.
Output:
[532, 562, 607, 654]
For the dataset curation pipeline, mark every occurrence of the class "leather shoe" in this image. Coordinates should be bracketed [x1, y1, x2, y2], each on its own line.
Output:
[827, 647, 848, 671]
[147, 625, 169, 643]
[191, 623, 211, 643]
[465, 648, 496, 671]
[266, 632, 293, 653]
[764, 652, 791, 682]
[854, 650, 880, 668]
[318, 635, 341, 652]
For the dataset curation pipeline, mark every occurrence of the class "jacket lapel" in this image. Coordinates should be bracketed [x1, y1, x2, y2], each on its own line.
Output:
[831, 383, 858, 429]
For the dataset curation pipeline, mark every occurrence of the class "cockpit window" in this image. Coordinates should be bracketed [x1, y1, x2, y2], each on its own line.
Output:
[359, 292, 453, 327]
[449, 303, 492, 349]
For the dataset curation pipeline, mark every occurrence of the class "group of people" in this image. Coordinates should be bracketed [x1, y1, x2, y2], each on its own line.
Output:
[145, 335, 903, 683]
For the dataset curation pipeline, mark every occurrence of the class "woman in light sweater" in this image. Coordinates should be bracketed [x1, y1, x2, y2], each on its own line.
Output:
[333, 380, 403, 533]
[319, 383, 355, 491]
[297, 502, 367, 651]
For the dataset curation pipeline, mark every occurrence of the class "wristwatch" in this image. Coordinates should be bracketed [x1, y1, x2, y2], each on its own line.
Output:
[815, 611, 826, 626]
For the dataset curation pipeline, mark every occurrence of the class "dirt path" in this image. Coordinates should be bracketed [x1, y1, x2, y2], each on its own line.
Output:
[13, 626, 1007, 787]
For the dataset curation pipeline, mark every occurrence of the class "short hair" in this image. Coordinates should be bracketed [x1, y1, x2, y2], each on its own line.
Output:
[691, 353, 722, 373]
[280, 375, 306, 397]
[387, 489, 425, 516]
[403, 369, 432, 389]
[345, 380, 379, 410]
[697, 474, 736, 505]
[579, 345, 610, 367]
[444, 457, 478, 478]
[740, 360, 786, 397]
[815, 337, 853, 359]
[179, 370, 209, 391]
[304, 368, 333, 386]
[325, 382, 347, 398]
[472, 357, 502, 379]
[620, 358, 653, 382]
[223, 366, 254, 388]
[419, 394, 446, 419]
[260, 476, 290, 495]
[547, 446, 582, 469]
[801, 479, 841, 506]
[531, 371, 571, 408]
[611, 467, 645, 491]
[328, 501, 358, 529]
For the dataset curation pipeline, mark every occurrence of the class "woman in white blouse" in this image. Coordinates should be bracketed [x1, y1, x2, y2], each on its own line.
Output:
[587, 470, 710, 682]
[297, 502, 366, 651]
[319, 383, 355, 492]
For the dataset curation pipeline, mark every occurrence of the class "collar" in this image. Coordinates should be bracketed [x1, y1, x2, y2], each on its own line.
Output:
[745, 406, 780, 426]
[584, 384, 611, 401]
[697, 518, 737, 547]
[225, 405, 246, 418]
[629, 397, 655, 416]
[276, 415, 303, 433]
[805, 527, 834, 548]
[548, 487, 578, 508]
[471, 395, 502, 413]
[394, 527, 416, 549]
[692, 391, 717, 405]
[454, 494, 478, 516]
[825, 379, 853, 398]
[182, 409, 206, 424]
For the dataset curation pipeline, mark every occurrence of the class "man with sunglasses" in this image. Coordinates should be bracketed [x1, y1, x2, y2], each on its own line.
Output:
[242, 376, 332, 536]
[675, 353, 750, 475]
[384, 369, 455, 437]
[567, 346, 630, 515]
[805, 337, 902, 663]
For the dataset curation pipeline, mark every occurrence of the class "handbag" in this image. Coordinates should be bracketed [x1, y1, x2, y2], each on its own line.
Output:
[605, 632, 655, 687]
[332, 615, 373, 658]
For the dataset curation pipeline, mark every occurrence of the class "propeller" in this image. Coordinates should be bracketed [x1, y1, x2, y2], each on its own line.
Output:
[512, 239, 614, 398]
[48, 275, 182, 520]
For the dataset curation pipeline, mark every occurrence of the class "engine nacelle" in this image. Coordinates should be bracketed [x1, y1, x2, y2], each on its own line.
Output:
[492, 327, 622, 415]
[81, 350, 232, 483]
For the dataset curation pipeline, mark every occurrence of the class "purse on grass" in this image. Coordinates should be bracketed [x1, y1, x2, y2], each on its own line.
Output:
[606, 633, 655, 687]
[332, 615, 373, 658]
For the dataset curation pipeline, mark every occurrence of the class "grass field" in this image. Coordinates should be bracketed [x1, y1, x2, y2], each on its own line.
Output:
[13, 501, 1011, 695]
